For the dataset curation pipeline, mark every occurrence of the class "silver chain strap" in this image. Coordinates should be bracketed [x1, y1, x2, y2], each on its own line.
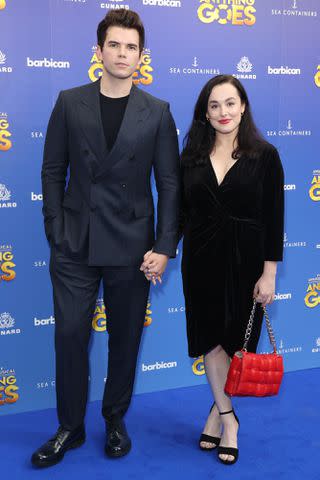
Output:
[243, 299, 278, 353]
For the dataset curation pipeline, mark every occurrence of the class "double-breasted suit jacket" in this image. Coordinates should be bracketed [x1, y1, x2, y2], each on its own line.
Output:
[42, 79, 180, 265]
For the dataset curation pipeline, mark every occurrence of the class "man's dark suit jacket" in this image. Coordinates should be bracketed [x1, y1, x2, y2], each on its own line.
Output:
[42, 80, 180, 266]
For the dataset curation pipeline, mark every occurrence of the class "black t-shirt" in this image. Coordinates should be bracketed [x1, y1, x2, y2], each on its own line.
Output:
[99, 93, 129, 151]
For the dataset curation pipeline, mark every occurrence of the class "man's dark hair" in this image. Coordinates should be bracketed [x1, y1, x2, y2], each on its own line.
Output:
[97, 9, 145, 53]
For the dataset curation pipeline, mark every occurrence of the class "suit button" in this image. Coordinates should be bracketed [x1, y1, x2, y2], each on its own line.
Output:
[121, 183, 126, 188]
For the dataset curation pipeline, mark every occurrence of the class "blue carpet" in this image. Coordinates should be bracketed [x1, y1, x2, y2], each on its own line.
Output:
[1, 368, 319, 480]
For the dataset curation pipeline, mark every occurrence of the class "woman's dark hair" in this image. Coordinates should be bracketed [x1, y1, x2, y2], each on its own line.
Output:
[97, 9, 145, 53]
[181, 74, 266, 167]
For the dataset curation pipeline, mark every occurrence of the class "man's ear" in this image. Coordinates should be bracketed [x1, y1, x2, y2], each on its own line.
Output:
[96, 45, 102, 61]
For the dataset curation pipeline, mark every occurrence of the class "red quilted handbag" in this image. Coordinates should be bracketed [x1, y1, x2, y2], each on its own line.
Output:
[224, 300, 284, 397]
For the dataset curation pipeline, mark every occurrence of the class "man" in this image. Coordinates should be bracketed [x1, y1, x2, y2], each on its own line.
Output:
[31, 9, 180, 468]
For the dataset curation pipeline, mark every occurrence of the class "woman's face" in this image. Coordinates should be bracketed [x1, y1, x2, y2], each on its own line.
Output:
[206, 82, 245, 136]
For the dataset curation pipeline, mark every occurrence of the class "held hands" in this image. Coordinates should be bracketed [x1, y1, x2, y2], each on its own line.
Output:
[253, 272, 275, 308]
[140, 250, 169, 286]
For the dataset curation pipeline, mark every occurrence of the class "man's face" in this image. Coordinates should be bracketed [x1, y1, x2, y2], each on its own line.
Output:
[96, 26, 141, 80]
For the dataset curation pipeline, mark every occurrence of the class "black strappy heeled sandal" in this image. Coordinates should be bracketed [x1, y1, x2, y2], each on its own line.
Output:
[199, 403, 221, 451]
[217, 409, 240, 465]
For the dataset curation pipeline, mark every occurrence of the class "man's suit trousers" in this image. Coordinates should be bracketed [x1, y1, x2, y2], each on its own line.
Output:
[49, 246, 150, 430]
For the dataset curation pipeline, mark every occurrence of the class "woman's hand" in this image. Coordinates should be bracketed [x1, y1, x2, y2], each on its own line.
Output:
[253, 261, 277, 307]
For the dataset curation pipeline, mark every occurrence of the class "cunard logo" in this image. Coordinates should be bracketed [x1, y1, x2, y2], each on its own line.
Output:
[197, 0, 256, 26]
[267, 120, 311, 138]
[0, 184, 17, 208]
[283, 232, 307, 249]
[312, 337, 320, 353]
[309, 170, 320, 202]
[169, 56, 220, 76]
[0, 312, 21, 336]
[271, 0, 317, 18]
[0, 50, 12, 73]
[234, 56, 256, 80]
[0, 113, 12, 151]
[100, 0, 130, 10]
[305, 275, 320, 309]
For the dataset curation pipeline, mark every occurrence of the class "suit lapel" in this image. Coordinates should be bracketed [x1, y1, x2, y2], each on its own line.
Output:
[77, 81, 150, 180]
[95, 84, 151, 180]
[77, 79, 108, 173]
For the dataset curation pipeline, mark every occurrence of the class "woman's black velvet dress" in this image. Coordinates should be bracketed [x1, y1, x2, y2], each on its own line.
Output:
[181, 143, 284, 358]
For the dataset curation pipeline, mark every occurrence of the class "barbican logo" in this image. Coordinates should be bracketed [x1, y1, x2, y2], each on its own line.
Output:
[233, 56, 256, 80]
[141, 360, 177, 372]
[0, 184, 17, 209]
[34, 315, 55, 327]
[267, 120, 311, 138]
[283, 232, 306, 249]
[274, 292, 292, 301]
[315, 65, 320, 88]
[309, 170, 320, 202]
[267, 65, 301, 76]
[31, 192, 43, 202]
[271, 0, 317, 18]
[0, 113, 12, 151]
[141, 0, 181, 7]
[192, 356, 205, 376]
[311, 337, 320, 354]
[0, 367, 19, 406]
[197, 0, 256, 26]
[169, 56, 220, 76]
[304, 275, 320, 309]
[284, 184, 296, 191]
[26, 57, 70, 69]
[0, 50, 13, 73]
[0, 245, 16, 282]
[0, 312, 21, 336]
[100, 0, 130, 10]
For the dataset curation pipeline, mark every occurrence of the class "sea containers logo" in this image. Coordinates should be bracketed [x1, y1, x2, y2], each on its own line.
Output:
[88, 46, 153, 85]
[0, 113, 12, 152]
[169, 56, 220, 76]
[0, 368, 19, 406]
[92, 298, 152, 332]
[271, 0, 317, 18]
[197, 0, 256, 26]
[267, 120, 312, 138]
[0, 245, 16, 283]
[304, 275, 320, 309]
[309, 170, 320, 202]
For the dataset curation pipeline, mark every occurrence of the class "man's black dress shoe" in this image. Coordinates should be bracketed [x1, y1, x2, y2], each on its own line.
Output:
[31, 425, 85, 468]
[105, 417, 131, 458]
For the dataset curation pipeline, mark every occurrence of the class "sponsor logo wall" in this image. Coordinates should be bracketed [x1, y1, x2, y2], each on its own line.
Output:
[0, 0, 319, 415]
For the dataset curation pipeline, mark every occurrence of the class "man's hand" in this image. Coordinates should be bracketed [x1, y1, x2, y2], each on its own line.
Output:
[140, 250, 169, 285]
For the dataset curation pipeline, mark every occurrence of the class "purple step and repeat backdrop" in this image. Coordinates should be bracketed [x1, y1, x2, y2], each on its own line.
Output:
[0, 0, 319, 415]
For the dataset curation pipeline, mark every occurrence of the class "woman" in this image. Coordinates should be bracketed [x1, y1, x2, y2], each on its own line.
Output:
[180, 75, 284, 465]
